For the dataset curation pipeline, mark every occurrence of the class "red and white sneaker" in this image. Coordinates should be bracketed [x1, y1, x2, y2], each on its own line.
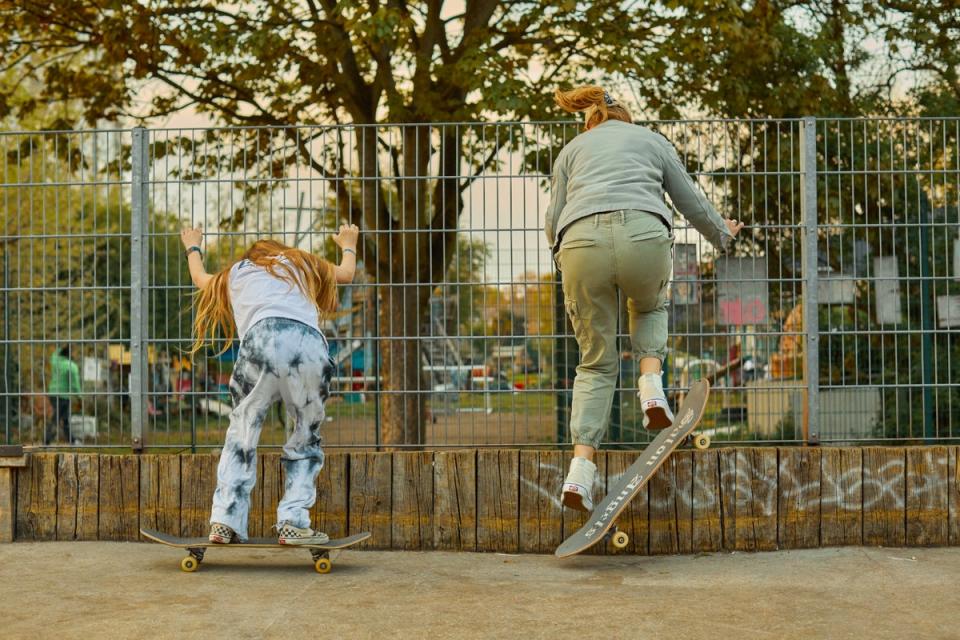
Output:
[208, 522, 237, 544]
[561, 456, 597, 512]
[638, 373, 674, 431]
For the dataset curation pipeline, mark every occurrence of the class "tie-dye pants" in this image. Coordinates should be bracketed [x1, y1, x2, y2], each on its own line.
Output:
[209, 317, 332, 540]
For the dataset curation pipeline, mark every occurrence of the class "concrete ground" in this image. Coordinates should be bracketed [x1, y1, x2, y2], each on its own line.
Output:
[1, 543, 956, 639]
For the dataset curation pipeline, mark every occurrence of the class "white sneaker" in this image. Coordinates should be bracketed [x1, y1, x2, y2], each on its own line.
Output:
[638, 373, 674, 431]
[562, 456, 597, 512]
[277, 522, 330, 545]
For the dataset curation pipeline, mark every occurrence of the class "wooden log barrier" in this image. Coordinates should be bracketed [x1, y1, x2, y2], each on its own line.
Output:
[6, 447, 960, 554]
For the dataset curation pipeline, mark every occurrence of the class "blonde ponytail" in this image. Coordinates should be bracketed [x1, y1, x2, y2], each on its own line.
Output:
[554, 85, 632, 130]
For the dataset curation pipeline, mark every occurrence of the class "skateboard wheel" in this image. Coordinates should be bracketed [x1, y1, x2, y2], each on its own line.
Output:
[611, 531, 629, 549]
[314, 557, 332, 574]
[180, 556, 199, 572]
[692, 434, 711, 450]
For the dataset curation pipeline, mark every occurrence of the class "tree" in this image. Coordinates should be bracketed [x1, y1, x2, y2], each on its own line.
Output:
[881, 1, 960, 115]
[0, 1, 674, 446]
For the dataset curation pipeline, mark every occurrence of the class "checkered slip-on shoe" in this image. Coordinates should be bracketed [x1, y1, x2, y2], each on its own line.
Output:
[208, 522, 237, 544]
[277, 522, 330, 545]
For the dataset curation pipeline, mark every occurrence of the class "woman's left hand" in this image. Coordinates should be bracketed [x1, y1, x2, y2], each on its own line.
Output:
[725, 218, 745, 237]
[180, 227, 203, 250]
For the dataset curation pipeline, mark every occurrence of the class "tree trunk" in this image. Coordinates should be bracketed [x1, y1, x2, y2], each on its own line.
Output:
[361, 124, 462, 448]
[379, 283, 430, 448]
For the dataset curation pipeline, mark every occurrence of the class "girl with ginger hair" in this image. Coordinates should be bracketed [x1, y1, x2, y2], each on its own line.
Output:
[180, 224, 358, 543]
[547, 86, 744, 511]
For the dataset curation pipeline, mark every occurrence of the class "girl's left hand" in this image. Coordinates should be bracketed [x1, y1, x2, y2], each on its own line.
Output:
[181, 227, 203, 250]
[333, 223, 360, 250]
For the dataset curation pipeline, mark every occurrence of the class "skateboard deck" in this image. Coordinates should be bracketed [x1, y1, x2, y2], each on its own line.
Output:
[140, 528, 371, 573]
[555, 379, 711, 558]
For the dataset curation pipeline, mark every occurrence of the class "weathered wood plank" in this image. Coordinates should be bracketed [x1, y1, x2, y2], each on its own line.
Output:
[778, 447, 821, 549]
[433, 450, 476, 551]
[950, 447, 960, 546]
[691, 449, 722, 552]
[561, 452, 606, 553]
[719, 448, 737, 551]
[392, 452, 433, 550]
[15, 454, 57, 541]
[519, 450, 563, 553]
[156, 454, 180, 536]
[820, 447, 862, 546]
[75, 454, 99, 540]
[0, 468, 14, 543]
[906, 446, 948, 546]
[56, 453, 79, 540]
[734, 448, 778, 551]
[862, 447, 906, 547]
[246, 453, 264, 538]
[349, 452, 392, 549]
[138, 454, 159, 534]
[180, 454, 216, 538]
[649, 454, 680, 555]
[675, 450, 694, 554]
[313, 452, 348, 540]
[606, 451, 649, 555]
[260, 452, 282, 536]
[98, 455, 139, 541]
[478, 449, 520, 552]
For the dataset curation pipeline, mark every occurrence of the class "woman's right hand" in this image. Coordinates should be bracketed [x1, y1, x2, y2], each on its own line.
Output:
[725, 218, 745, 237]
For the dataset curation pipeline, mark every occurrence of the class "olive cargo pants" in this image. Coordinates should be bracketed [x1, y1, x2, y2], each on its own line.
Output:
[557, 210, 673, 448]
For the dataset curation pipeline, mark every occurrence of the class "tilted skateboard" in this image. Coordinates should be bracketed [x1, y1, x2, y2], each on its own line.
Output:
[555, 379, 711, 558]
[140, 528, 371, 574]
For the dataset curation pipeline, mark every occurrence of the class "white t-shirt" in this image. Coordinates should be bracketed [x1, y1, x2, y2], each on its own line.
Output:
[229, 258, 320, 339]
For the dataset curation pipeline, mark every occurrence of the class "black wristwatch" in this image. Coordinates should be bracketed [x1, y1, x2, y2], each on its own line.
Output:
[184, 245, 203, 258]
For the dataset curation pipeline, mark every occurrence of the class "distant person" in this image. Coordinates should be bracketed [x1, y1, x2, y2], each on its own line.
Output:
[46, 345, 81, 444]
[180, 224, 358, 545]
[546, 86, 744, 511]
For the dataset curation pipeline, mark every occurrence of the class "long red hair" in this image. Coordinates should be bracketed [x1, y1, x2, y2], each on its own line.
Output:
[188, 240, 338, 356]
[555, 85, 633, 130]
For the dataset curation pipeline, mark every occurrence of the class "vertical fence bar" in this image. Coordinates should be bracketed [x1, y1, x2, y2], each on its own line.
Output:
[799, 117, 820, 445]
[130, 127, 150, 452]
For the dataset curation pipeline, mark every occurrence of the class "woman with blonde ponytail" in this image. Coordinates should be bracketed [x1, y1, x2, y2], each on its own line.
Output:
[547, 85, 744, 512]
[180, 224, 359, 545]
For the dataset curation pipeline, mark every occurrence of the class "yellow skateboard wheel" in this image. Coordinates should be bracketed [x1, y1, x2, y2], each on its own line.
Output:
[314, 557, 332, 574]
[692, 434, 711, 450]
[612, 531, 629, 549]
[180, 556, 199, 572]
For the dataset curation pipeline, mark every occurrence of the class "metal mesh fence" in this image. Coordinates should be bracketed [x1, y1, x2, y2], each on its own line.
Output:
[1, 118, 957, 450]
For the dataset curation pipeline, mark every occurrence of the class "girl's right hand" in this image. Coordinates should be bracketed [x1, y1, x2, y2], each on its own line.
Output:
[725, 218, 745, 237]
[180, 227, 203, 250]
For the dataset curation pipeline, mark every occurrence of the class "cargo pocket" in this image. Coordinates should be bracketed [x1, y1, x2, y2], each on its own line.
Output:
[564, 299, 592, 353]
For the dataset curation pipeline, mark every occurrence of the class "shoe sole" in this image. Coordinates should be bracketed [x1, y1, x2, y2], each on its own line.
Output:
[562, 486, 593, 512]
[644, 406, 673, 431]
[208, 534, 233, 544]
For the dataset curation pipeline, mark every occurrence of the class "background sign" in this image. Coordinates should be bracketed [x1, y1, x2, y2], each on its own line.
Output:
[717, 257, 769, 326]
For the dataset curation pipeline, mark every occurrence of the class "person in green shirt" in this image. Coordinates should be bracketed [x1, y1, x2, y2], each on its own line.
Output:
[46, 345, 81, 444]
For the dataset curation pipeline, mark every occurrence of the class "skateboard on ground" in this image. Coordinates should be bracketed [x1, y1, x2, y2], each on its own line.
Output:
[555, 379, 711, 558]
[140, 528, 371, 574]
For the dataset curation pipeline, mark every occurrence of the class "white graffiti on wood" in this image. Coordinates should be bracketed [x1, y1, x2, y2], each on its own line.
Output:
[523, 449, 947, 524]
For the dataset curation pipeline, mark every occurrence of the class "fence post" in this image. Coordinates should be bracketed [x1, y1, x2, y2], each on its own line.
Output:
[130, 127, 150, 452]
[799, 117, 820, 445]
